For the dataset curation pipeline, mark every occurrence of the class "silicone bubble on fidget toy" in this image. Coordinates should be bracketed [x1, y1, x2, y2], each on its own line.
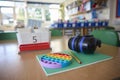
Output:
[40, 53, 72, 69]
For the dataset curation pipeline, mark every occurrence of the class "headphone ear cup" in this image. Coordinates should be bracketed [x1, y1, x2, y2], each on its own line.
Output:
[75, 37, 81, 52]
[74, 37, 78, 51]
[71, 37, 77, 50]
[77, 38, 82, 52]
[68, 37, 73, 50]
[86, 37, 97, 53]
[68, 35, 100, 54]
[78, 37, 86, 53]
[80, 37, 88, 53]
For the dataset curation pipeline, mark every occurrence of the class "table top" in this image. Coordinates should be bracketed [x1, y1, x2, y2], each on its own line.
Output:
[0, 36, 120, 80]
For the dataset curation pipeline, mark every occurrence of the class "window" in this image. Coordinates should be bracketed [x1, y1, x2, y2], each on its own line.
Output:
[27, 3, 60, 22]
[49, 4, 61, 22]
[45, 9, 51, 21]
[27, 7, 42, 20]
[0, 1, 14, 7]
[49, 8, 60, 21]
[0, 1, 61, 31]
[1, 7, 14, 25]
[15, 2, 26, 21]
[0, 1, 14, 26]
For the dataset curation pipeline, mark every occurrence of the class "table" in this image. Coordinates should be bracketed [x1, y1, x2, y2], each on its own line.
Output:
[0, 36, 120, 80]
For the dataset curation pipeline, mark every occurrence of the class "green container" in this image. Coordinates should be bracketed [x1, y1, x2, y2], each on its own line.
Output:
[0, 32, 17, 40]
[50, 29, 62, 36]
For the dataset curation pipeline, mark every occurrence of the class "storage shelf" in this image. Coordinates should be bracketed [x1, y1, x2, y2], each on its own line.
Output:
[52, 27, 105, 36]
[70, 7, 107, 17]
[70, 11, 90, 17]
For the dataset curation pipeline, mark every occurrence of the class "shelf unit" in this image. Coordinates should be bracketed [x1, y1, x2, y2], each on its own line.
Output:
[67, 0, 108, 19]
[70, 6, 107, 17]
[52, 26, 105, 36]
[62, 0, 109, 36]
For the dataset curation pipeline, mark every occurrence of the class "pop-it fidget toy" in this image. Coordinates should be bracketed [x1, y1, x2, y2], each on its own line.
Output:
[40, 53, 72, 68]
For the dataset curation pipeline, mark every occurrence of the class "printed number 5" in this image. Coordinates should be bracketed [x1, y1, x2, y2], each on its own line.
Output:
[33, 36, 37, 43]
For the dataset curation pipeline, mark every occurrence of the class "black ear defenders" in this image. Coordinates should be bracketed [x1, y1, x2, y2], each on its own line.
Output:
[68, 35, 101, 54]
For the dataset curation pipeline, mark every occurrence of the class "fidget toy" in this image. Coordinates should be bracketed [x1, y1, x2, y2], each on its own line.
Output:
[40, 53, 72, 68]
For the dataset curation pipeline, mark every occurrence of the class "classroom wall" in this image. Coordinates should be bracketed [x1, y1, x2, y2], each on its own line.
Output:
[63, 0, 110, 21]
[109, 0, 120, 30]
[63, 0, 120, 30]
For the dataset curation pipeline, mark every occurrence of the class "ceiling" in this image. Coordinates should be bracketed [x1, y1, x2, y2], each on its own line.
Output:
[15, 0, 66, 4]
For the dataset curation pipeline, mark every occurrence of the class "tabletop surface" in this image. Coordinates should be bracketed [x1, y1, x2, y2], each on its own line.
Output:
[0, 36, 120, 80]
